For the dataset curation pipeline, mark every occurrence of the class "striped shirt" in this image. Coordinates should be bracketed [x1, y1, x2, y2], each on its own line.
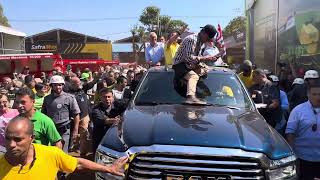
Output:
[173, 34, 203, 69]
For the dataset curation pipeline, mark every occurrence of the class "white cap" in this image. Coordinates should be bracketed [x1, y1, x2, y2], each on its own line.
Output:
[269, 75, 279, 82]
[122, 69, 128, 75]
[49, 75, 65, 84]
[304, 70, 319, 79]
[292, 78, 304, 85]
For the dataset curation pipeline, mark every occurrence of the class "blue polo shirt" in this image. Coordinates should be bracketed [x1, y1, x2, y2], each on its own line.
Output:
[286, 101, 320, 161]
[280, 90, 289, 111]
[145, 42, 164, 64]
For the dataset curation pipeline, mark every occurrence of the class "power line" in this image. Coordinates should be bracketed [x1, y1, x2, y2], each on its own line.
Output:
[95, 31, 131, 36]
[9, 15, 238, 23]
[9, 17, 138, 22]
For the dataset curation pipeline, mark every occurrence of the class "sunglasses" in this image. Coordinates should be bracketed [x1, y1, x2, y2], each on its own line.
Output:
[52, 83, 63, 86]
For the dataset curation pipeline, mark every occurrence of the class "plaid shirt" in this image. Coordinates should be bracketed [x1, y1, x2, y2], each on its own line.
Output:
[173, 34, 203, 69]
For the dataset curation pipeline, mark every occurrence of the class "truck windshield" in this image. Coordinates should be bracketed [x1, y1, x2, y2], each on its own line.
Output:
[134, 71, 253, 109]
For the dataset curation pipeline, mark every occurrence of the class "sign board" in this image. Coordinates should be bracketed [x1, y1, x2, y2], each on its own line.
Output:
[0, 54, 61, 60]
[31, 44, 58, 52]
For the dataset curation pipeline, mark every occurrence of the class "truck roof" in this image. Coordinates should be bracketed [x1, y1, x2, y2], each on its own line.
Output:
[147, 66, 235, 74]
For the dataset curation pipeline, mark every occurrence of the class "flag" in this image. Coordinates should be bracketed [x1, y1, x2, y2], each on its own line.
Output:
[215, 24, 226, 56]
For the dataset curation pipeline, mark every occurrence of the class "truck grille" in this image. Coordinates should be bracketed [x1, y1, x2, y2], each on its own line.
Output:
[127, 153, 265, 180]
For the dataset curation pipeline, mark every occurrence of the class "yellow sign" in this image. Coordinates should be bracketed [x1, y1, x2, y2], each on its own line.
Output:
[81, 43, 112, 60]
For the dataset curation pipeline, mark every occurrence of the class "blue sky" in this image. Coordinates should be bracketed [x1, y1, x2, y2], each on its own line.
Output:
[1, 0, 244, 41]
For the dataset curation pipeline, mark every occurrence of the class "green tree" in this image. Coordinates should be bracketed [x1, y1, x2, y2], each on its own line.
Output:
[139, 6, 160, 31]
[167, 20, 187, 33]
[130, 24, 147, 62]
[139, 6, 188, 36]
[135, 5, 188, 62]
[0, 4, 10, 27]
[223, 16, 245, 37]
[159, 15, 171, 36]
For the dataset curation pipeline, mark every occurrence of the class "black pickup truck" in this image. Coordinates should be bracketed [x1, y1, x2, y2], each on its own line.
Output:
[95, 67, 296, 180]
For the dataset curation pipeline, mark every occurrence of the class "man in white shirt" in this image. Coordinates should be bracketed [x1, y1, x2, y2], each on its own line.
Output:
[112, 76, 128, 100]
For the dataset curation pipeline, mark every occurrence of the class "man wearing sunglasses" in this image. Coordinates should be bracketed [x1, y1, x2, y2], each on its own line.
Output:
[286, 79, 320, 179]
[42, 75, 81, 153]
[0, 116, 128, 179]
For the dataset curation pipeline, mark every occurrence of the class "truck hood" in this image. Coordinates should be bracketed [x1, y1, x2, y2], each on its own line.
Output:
[112, 104, 292, 159]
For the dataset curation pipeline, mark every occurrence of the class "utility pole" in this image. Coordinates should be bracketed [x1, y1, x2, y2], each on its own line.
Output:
[157, 12, 160, 37]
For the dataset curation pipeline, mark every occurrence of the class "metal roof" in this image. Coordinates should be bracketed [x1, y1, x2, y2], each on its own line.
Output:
[26, 28, 110, 42]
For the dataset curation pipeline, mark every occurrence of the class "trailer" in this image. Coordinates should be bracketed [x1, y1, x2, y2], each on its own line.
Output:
[0, 53, 120, 78]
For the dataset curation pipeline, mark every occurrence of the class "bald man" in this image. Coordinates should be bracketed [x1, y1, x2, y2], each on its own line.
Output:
[70, 77, 91, 156]
[0, 116, 128, 180]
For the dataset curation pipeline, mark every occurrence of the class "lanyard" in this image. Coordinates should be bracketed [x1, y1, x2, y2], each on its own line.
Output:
[310, 102, 319, 132]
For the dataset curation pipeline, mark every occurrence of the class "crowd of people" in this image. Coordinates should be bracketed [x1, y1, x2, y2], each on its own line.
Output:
[0, 23, 319, 179]
[238, 59, 320, 179]
[0, 64, 146, 179]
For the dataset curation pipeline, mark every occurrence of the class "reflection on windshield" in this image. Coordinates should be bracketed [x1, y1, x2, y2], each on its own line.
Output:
[135, 72, 252, 108]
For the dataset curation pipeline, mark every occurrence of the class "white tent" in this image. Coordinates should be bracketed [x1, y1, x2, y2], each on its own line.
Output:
[0, 25, 26, 54]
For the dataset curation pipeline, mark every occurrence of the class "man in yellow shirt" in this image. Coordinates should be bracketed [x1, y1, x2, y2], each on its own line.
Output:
[164, 31, 180, 66]
[238, 60, 254, 89]
[0, 116, 128, 180]
[164, 27, 187, 66]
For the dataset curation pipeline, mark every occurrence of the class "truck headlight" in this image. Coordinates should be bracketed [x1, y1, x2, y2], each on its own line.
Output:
[95, 151, 124, 180]
[95, 151, 116, 165]
[267, 164, 296, 179]
[266, 155, 297, 180]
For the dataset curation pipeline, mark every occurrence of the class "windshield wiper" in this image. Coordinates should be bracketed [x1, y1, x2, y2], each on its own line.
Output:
[205, 103, 241, 110]
[135, 101, 175, 106]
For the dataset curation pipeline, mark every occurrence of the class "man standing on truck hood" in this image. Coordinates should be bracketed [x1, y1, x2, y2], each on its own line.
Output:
[172, 24, 218, 104]
[42, 75, 81, 153]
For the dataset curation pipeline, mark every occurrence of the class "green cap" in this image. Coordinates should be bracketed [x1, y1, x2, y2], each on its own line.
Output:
[81, 72, 90, 80]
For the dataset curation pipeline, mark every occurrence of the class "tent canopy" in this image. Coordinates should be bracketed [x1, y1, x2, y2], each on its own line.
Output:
[0, 25, 26, 37]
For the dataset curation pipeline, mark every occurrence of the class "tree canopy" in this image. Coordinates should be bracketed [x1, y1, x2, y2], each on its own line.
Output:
[223, 16, 245, 37]
[138, 6, 188, 37]
[0, 4, 10, 27]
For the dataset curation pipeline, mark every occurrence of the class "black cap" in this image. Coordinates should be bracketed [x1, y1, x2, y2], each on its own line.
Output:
[200, 24, 217, 39]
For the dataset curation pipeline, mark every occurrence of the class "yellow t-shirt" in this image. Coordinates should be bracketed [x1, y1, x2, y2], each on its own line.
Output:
[0, 144, 78, 180]
[238, 71, 254, 89]
[222, 86, 234, 97]
[164, 43, 179, 65]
